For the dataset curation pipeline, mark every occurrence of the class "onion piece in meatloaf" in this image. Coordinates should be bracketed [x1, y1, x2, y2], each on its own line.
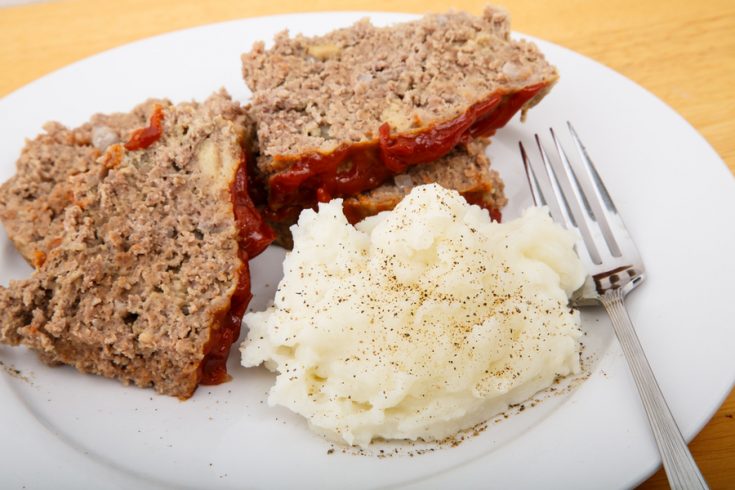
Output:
[243, 6, 555, 223]
[0, 91, 273, 398]
[267, 139, 506, 249]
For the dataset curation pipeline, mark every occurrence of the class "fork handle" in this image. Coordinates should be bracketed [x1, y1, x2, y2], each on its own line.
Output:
[601, 289, 708, 490]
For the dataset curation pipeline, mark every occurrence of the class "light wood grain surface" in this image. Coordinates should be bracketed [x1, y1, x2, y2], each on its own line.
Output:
[1, 0, 733, 488]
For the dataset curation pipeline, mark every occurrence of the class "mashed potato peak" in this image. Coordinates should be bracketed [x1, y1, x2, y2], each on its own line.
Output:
[241, 184, 586, 447]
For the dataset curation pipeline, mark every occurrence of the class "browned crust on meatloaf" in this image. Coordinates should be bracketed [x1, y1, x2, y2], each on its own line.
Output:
[0, 90, 250, 398]
[0, 101, 170, 263]
[243, 6, 557, 174]
[269, 140, 506, 248]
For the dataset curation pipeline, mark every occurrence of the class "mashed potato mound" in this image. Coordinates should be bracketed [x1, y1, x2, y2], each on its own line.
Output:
[241, 184, 586, 447]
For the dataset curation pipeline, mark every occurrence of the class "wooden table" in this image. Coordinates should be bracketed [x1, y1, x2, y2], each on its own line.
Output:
[1, 0, 733, 487]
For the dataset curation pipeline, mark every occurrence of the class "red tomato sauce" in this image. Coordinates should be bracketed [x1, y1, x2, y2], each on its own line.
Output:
[199, 155, 275, 386]
[124, 105, 165, 151]
[266, 83, 546, 221]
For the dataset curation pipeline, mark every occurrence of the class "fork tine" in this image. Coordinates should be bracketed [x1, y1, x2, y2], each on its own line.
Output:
[567, 122, 622, 256]
[568, 122, 618, 213]
[519, 142, 546, 207]
[534, 134, 576, 229]
[550, 129, 596, 222]
[543, 131, 603, 265]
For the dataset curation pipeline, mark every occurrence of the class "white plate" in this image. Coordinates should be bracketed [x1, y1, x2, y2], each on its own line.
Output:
[1, 12, 734, 490]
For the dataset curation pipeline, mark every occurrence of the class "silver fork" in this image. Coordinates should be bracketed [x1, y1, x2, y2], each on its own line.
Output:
[519, 123, 708, 490]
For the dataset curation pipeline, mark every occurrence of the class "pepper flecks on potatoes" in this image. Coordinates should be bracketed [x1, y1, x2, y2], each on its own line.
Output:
[241, 184, 585, 447]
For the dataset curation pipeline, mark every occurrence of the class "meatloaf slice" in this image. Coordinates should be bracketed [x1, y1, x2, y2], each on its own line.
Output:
[269, 140, 506, 248]
[0, 90, 273, 398]
[243, 6, 554, 222]
[0, 100, 169, 264]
